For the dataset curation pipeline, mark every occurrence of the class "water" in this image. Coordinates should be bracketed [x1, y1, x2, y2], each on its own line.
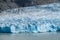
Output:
[0, 32, 60, 40]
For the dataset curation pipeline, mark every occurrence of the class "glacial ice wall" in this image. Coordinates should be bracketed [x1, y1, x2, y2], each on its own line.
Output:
[0, 3, 60, 33]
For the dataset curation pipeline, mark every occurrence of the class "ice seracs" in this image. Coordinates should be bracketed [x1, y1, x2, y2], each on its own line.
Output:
[0, 3, 60, 33]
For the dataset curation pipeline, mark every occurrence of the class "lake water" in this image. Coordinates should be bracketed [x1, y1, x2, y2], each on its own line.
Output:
[0, 32, 60, 40]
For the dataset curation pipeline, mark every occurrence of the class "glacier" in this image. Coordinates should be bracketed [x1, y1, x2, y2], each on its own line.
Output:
[0, 3, 60, 33]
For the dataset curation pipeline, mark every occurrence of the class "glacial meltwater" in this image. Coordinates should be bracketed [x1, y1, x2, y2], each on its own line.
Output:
[0, 32, 60, 40]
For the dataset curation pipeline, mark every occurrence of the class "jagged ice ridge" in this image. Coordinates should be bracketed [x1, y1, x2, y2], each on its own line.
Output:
[0, 3, 60, 33]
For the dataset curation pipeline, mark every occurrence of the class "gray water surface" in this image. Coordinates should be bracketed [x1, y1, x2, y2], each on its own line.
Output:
[0, 32, 60, 40]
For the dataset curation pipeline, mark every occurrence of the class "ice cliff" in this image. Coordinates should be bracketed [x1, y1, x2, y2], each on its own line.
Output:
[0, 3, 60, 33]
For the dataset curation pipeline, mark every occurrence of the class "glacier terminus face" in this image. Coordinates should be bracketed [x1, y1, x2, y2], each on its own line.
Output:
[0, 3, 60, 33]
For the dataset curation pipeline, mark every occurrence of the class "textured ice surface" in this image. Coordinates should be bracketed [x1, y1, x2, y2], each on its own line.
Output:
[0, 3, 60, 33]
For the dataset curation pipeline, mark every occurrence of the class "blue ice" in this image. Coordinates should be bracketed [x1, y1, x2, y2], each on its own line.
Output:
[0, 3, 60, 33]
